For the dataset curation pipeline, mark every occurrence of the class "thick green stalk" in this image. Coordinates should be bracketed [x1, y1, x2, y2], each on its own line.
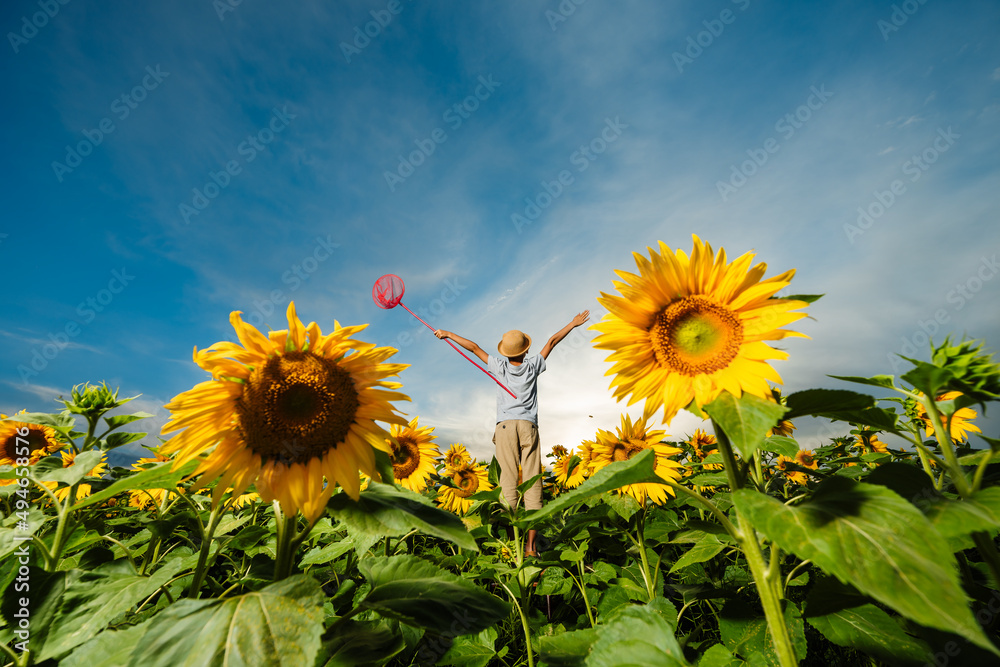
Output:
[713, 420, 798, 667]
[923, 399, 1000, 585]
[188, 503, 225, 597]
[46, 484, 78, 569]
[739, 522, 798, 667]
[499, 581, 534, 667]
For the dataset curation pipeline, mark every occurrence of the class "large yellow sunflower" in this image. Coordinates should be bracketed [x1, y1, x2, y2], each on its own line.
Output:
[553, 449, 587, 489]
[160, 302, 409, 522]
[916, 391, 982, 443]
[442, 443, 472, 473]
[592, 236, 808, 424]
[387, 416, 440, 493]
[589, 414, 685, 505]
[436, 459, 492, 515]
[0, 417, 63, 466]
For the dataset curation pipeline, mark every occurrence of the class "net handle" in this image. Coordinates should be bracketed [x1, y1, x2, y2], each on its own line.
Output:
[398, 303, 517, 399]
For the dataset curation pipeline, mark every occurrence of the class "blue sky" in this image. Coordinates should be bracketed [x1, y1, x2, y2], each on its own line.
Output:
[2, 0, 999, 464]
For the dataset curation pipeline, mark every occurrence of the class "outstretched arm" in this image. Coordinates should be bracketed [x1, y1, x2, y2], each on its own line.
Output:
[434, 330, 489, 364]
[540, 310, 590, 359]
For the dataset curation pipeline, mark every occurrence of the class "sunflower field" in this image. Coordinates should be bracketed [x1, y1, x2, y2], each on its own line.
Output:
[2, 238, 999, 667]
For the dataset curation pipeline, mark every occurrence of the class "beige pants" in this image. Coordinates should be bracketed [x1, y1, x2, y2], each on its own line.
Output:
[494, 419, 542, 510]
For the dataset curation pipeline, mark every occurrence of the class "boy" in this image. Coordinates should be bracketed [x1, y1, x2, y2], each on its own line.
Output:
[435, 310, 590, 556]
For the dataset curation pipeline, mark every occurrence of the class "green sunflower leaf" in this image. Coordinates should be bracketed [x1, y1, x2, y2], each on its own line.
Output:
[697, 643, 741, 667]
[733, 478, 998, 654]
[703, 392, 787, 459]
[103, 412, 153, 430]
[59, 621, 148, 667]
[777, 294, 824, 304]
[760, 436, 800, 459]
[538, 627, 600, 666]
[585, 604, 689, 667]
[129, 574, 325, 667]
[358, 555, 511, 634]
[318, 619, 406, 667]
[669, 535, 726, 573]
[36, 557, 188, 661]
[518, 449, 659, 527]
[438, 629, 499, 667]
[718, 598, 807, 665]
[924, 487, 1000, 541]
[804, 577, 932, 666]
[783, 389, 877, 420]
[32, 450, 104, 487]
[828, 374, 897, 390]
[70, 458, 198, 510]
[328, 481, 477, 551]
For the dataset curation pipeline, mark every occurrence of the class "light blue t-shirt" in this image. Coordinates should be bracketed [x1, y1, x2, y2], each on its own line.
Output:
[488, 354, 546, 424]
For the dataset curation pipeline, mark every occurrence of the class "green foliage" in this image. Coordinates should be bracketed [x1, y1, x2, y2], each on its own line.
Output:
[129, 575, 326, 667]
[5, 346, 999, 667]
[733, 478, 998, 653]
[328, 481, 477, 551]
[703, 392, 787, 459]
[358, 555, 511, 634]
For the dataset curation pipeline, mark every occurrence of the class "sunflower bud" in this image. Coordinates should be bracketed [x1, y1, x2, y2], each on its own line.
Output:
[60, 381, 135, 419]
[929, 338, 1000, 404]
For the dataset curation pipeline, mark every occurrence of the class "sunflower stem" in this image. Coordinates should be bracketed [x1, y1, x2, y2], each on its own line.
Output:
[634, 505, 655, 602]
[714, 419, 797, 667]
[739, 521, 798, 667]
[972, 450, 994, 493]
[711, 421, 744, 492]
[922, 402, 1000, 588]
[572, 559, 596, 628]
[499, 580, 534, 667]
[46, 483, 78, 569]
[188, 502, 225, 597]
[923, 398, 974, 496]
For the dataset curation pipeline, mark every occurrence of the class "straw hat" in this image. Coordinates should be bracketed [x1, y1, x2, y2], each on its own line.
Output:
[498, 330, 531, 357]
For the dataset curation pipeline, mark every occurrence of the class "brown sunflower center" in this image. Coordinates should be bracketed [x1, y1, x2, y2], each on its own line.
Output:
[612, 439, 645, 462]
[391, 435, 421, 479]
[650, 296, 744, 376]
[1, 427, 53, 461]
[453, 469, 480, 498]
[236, 351, 359, 465]
[796, 452, 815, 467]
